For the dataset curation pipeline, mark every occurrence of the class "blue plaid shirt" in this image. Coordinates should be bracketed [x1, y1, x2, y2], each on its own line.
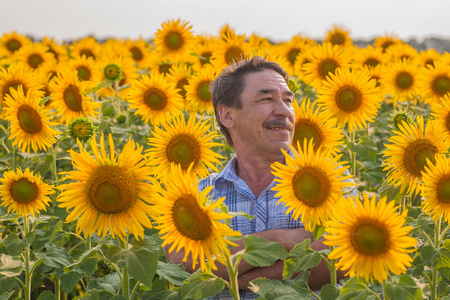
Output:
[199, 153, 357, 299]
[199, 154, 304, 300]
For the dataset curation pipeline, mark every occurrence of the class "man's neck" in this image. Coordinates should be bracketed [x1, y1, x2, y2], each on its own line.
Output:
[234, 152, 285, 199]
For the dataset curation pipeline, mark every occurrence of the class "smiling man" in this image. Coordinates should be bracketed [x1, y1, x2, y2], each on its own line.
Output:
[166, 56, 337, 299]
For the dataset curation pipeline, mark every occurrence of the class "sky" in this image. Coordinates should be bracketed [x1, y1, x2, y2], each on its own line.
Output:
[1, 0, 450, 43]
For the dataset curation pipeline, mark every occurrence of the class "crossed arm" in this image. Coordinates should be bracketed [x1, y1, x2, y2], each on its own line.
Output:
[165, 227, 341, 291]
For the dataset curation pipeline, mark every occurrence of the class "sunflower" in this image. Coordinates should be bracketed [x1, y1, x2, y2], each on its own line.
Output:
[127, 72, 184, 125]
[49, 69, 100, 124]
[191, 38, 216, 71]
[274, 36, 314, 75]
[0, 31, 31, 56]
[147, 53, 176, 76]
[418, 49, 441, 68]
[65, 55, 102, 83]
[385, 43, 418, 63]
[292, 99, 343, 153]
[124, 38, 153, 69]
[316, 67, 381, 132]
[373, 34, 403, 52]
[153, 164, 240, 271]
[69, 37, 102, 61]
[166, 63, 193, 105]
[422, 153, 450, 222]
[3, 86, 60, 153]
[324, 24, 353, 48]
[302, 42, 352, 89]
[41, 36, 67, 63]
[0, 168, 54, 217]
[383, 116, 449, 196]
[57, 134, 155, 241]
[430, 94, 450, 138]
[362, 64, 385, 88]
[210, 32, 251, 72]
[352, 46, 387, 70]
[13, 42, 56, 70]
[418, 61, 450, 104]
[324, 193, 417, 283]
[185, 64, 217, 113]
[146, 113, 223, 179]
[0, 63, 43, 108]
[381, 58, 420, 105]
[154, 18, 194, 62]
[271, 140, 353, 232]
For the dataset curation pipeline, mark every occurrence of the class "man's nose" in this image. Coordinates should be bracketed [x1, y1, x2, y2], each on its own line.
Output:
[273, 98, 292, 117]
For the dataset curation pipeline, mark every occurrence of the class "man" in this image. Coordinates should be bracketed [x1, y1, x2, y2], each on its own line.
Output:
[167, 56, 342, 299]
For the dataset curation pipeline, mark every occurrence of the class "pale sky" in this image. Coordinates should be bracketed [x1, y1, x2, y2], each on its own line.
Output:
[2, 0, 450, 43]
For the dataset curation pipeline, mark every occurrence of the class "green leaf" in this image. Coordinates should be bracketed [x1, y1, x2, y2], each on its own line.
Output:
[122, 243, 159, 288]
[0, 254, 24, 277]
[0, 275, 17, 293]
[243, 235, 288, 267]
[0, 291, 14, 300]
[2, 232, 35, 256]
[283, 240, 322, 280]
[156, 261, 191, 286]
[384, 274, 423, 300]
[39, 242, 73, 269]
[180, 270, 225, 299]
[438, 240, 450, 279]
[420, 245, 438, 267]
[338, 277, 372, 300]
[321, 283, 340, 300]
[34, 154, 54, 177]
[80, 290, 98, 300]
[61, 270, 85, 294]
[105, 245, 124, 266]
[37, 291, 57, 300]
[141, 290, 181, 300]
[249, 278, 310, 300]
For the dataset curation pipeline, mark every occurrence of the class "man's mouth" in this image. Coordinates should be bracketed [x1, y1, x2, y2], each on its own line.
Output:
[263, 119, 293, 131]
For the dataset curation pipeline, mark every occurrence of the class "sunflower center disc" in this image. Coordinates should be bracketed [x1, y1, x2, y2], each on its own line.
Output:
[287, 49, 300, 65]
[381, 41, 394, 52]
[330, 33, 345, 45]
[437, 175, 450, 204]
[6, 39, 21, 53]
[433, 76, 450, 97]
[166, 134, 201, 170]
[86, 165, 137, 214]
[292, 166, 330, 208]
[364, 58, 380, 67]
[225, 46, 244, 65]
[159, 63, 173, 75]
[165, 32, 184, 50]
[404, 139, 438, 177]
[17, 105, 43, 134]
[352, 222, 389, 256]
[77, 66, 92, 81]
[28, 54, 43, 69]
[104, 64, 121, 81]
[336, 86, 361, 112]
[130, 47, 143, 61]
[80, 49, 95, 59]
[10, 178, 39, 204]
[396, 72, 413, 89]
[319, 59, 338, 79]
[197, 81, 211, 102]
[293, 121, 323, 150]
[177, 78, 189, 98]
[172, 194, 212, 241]
[63, 85, 83, 112]
[72, 121, 91, 140]
[144, 89, 168, 111]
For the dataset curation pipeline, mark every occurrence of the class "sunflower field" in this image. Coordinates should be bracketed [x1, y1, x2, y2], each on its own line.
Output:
[0, 19, 450, 300]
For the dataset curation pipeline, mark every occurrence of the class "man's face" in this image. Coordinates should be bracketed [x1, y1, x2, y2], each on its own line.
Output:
[224, 69, 295, 160]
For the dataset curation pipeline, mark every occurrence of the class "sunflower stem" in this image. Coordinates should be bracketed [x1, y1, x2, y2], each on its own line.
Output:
[114, 79, 121, 115]
[350, 130, 357, 176]
[439, 224, 450, 241]
[130, 281, 140, 300]
[329, 246, 337, 286]
[431, 217, 442, 300]
[382, 280, 389, 300]
[119, 238, 130, 299]
[23, 215, 31, 300]
[54, 276, 61, 300]
[225, 254, 240, 300]
[49, 145, 58, 185]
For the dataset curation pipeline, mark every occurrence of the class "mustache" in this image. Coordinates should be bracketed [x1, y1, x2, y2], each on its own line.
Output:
[263, 119, 294, 129]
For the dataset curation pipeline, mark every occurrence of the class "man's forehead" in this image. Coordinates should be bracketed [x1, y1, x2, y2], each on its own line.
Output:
[244, 70, 289, 90]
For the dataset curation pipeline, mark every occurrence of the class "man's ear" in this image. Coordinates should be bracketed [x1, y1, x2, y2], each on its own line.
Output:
[219, 105, 235, 128]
